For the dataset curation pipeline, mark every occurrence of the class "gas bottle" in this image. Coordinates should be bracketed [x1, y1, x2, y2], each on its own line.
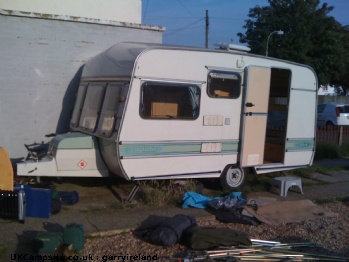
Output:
[18, 185, 26, 223]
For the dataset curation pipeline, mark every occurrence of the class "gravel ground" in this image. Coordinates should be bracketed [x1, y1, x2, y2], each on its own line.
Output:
[80, 201, 349, 261]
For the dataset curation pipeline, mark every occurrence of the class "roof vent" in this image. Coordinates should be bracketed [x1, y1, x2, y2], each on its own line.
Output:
[214, 43, 251, 53]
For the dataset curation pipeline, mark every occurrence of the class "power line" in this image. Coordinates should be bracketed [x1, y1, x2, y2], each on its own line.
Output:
[164, 18, 205, 36]
[210, 16, 247, 21]
[176, 0, 196, 18]
[142, 0, 149, 22]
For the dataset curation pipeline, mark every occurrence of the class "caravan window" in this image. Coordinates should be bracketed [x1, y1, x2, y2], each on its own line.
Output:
[207, 71, 241, 98]
[98, 83, 126, 137]
[78, 84, 105, 132]
[140, 82, 200, 119]
[71, 84, 88, 127]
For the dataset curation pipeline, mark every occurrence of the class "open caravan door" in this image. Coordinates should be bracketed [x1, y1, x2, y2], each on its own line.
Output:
[240, 66, 271, 167]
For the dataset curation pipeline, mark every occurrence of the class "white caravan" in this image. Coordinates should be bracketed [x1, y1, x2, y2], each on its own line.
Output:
[17, 42, 317, 190]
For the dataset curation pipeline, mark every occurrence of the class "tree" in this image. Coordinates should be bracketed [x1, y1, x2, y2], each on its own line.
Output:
[238, 0, 349, 87]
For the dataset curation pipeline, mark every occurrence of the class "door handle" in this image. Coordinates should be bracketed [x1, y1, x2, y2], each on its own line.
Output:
[245, 102, 255, 107]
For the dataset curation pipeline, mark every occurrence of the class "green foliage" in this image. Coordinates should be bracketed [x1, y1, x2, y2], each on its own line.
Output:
[314, 142, 339, 160]
[137, 179, 197, 206]
[0, 243, 5, 260]
[315, 196, 349, 204]
[241, 173, 273, 195]
[314, 142, 349, 160]
[315, 197, 337, 205]
[339, 142, 349, 157]
[238, 0, 349, 86]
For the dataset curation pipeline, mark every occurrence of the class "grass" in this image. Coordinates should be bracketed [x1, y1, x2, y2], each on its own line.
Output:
[315, 141, 349, 160]
[0, 243, 5, 261]
[137, 179, 198, 206]
[315, 196, 349, 205]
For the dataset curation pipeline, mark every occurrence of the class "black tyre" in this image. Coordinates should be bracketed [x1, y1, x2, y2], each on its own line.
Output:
[326, 121, 334, 126]
[220, 165, 248, 191]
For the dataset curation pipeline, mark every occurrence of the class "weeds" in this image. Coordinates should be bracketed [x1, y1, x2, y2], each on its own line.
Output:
[137, 179, 198, 206]
[314, 141, 349, 160]
[339, 142, 349, 157]
[288, 165, 340, 178]
[315, 196, 349, 205]
[315, 143, 340, 160]
[315, 197, 337, 205]
[0, 243, 5, 260]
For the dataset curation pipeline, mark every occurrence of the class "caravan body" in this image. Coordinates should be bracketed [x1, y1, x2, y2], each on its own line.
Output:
[17, 42, 317, 189]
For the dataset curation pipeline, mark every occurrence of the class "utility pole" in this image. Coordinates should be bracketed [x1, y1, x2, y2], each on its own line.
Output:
[205, 10, 209, 48]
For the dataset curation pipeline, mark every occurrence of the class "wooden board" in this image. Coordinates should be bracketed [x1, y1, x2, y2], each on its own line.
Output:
[0, 147, 13, 191]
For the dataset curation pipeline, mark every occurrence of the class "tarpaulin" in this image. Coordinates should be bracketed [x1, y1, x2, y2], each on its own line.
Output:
[182, 191, 245, 209]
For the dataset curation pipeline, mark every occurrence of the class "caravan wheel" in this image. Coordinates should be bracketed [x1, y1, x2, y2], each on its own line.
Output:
[220, 165, 248, 191]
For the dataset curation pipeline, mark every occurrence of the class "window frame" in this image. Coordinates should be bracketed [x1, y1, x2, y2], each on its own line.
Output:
[140, 81, 201, 120]
[207, 71, 242, 99]
[78, 83, 106, 132]
[70, 83, 88, 128]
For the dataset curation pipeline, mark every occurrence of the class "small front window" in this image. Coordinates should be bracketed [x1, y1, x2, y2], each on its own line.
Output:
[71, 84, 87, 127]
[78, 84, 105, 131]
[207, 71, 241, 98]
[140, 82, 200, 119]
[99, 83, 126, 137]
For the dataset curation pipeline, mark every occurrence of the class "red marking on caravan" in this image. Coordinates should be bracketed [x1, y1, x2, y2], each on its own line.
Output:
[77, 160, 87, 169]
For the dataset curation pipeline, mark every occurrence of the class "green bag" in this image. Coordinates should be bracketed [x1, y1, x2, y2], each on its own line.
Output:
[183, 226, 252, 250]
[33, 232, 63, 254]
[63, 223, 84, 251]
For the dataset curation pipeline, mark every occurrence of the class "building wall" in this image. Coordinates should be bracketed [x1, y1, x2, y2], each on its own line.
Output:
[0, 9, 163, 159]
[0, 0, 141, 23]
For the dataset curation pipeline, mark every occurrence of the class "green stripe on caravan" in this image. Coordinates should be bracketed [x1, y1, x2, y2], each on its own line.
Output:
[119, 141, 239, 157]
[286, 139, 314, 151]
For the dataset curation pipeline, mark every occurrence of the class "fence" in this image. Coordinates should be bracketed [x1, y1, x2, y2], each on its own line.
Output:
[317, 96, 349, 104]
[316, 126, 349, 146]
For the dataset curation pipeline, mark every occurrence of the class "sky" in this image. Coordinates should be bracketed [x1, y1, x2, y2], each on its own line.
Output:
[141, 0, 349, 49]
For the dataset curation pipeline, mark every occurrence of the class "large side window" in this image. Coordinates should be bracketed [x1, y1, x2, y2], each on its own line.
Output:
[140, 82, 200, 119]
[78, 84, 105, 132]
[207, 71, 241, 98]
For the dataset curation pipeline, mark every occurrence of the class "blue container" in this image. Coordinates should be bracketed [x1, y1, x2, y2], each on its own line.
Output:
[15, 185, 51, 219]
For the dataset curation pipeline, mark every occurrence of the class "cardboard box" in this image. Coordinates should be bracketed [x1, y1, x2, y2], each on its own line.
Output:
[151, 102, 178, 117]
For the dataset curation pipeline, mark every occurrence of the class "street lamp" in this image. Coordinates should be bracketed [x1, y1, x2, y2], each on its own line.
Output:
[266, 30, 284, 57]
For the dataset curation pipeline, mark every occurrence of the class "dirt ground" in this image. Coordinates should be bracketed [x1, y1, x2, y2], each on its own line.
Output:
[0, 177, 211, 261]
[2, 158, 349, 261]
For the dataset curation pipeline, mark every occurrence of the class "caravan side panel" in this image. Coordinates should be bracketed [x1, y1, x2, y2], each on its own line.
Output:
[118, 49, 244, 179]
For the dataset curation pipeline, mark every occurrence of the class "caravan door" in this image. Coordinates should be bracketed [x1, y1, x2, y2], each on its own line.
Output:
[240, 66, 271, 167]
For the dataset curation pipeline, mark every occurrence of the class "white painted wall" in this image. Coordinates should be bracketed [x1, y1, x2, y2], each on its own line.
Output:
[0, 11, 163, 159]
[0, 0, 141, 23]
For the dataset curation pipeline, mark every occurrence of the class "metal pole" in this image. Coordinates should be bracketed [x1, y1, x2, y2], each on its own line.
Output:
[266, 31, 276, 56]
[266, 30, 284, 56]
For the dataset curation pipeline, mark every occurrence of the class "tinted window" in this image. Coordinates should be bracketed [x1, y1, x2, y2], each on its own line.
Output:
[141, 82, 200, 119]
[338, 105, 349, 113]
[317, 104, 326, 113]
[207, 71, 241, 98]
